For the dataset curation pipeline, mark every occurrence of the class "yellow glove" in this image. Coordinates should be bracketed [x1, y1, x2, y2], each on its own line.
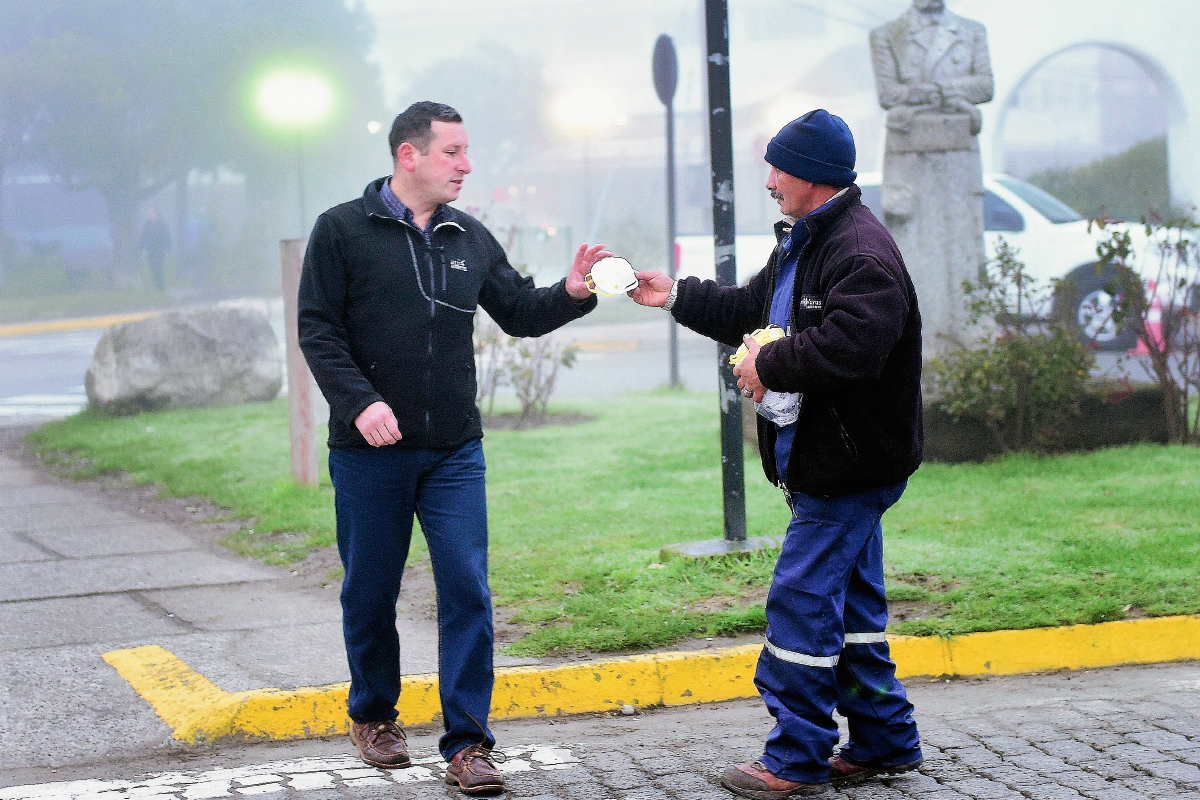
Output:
[729, 325, 786, 366]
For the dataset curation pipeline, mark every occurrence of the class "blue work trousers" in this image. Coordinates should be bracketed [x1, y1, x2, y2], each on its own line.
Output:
[328, 439, 494, 761]
[756, 480, 922, 784]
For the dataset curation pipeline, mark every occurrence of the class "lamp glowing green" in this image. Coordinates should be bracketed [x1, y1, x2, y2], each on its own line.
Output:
[255, 70, 334, 128]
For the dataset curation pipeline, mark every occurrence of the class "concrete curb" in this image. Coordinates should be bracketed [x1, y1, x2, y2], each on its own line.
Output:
[104, 614, 1200, 744]
[0, 312, 156, 338]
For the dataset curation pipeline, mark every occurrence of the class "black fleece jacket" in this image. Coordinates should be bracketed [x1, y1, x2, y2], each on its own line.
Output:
[671, 185, 923, 497]
[298, 177, 596, 450]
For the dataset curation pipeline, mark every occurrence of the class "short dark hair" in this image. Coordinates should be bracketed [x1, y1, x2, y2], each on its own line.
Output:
[388, 102, 463, 159]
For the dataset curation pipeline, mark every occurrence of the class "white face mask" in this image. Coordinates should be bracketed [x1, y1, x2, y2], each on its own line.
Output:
[584, 257, 638, 296]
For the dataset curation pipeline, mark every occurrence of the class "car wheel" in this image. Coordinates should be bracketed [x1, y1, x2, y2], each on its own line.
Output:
[1054, 263, 1139, 352]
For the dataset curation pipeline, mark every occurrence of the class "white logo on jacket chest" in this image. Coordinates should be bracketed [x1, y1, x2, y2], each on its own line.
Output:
[450, 259, 467, 271]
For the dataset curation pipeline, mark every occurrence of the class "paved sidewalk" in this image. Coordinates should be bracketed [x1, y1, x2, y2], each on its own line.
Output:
[3, 662, 1199, 798]
[0, 436, 453, 772]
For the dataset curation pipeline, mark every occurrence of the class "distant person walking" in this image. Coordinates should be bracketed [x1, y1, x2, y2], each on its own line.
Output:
[298, 101, 609, 796]
[629, 110, 925, 796]
[138, 208, 171, 291]
[182, 209, 213, 291]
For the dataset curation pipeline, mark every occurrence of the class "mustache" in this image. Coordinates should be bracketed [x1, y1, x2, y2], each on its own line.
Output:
[769, 190, 783, 202]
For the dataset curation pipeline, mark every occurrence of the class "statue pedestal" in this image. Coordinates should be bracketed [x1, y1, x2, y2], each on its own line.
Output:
[881, 113, 987, 356]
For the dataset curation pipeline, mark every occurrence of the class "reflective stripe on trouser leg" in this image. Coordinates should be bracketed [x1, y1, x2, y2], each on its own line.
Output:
[835, 492, 922, 768]
[764, 639, 840, 668]
[843, 632, 888, 645]
[756, 481, 919, 783]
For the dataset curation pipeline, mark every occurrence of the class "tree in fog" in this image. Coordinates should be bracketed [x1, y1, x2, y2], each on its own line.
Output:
[0, 0, 384, 284]
[399, 42, 549, 181]
[0, 6, 55, 251]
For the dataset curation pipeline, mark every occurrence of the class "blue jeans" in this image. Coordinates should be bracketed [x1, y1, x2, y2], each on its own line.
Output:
[328, 439, 494, 761]
[756, 481, 922, 784]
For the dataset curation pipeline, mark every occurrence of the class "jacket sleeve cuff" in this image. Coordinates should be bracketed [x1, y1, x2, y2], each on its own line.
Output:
[668, 276, 689, 320]
[755, 339, 791, 393]
[557, 278, 598, 314]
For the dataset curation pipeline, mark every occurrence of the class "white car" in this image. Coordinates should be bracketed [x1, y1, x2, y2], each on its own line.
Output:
[677, 174, 1140, 351]
[858, 172, 1140, 350]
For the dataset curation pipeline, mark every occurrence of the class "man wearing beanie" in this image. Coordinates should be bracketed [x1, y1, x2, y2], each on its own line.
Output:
[630, 109, 924, 796]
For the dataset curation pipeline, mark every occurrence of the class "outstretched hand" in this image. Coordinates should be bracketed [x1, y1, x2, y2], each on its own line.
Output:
[733, 334, 766, 402]
[565, 243, 614, 300]
[628, 270, 674, 307]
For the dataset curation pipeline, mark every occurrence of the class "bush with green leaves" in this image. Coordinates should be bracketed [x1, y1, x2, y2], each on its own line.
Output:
[929, 239, 1096, 453]
[1093, 211, 1200, 443]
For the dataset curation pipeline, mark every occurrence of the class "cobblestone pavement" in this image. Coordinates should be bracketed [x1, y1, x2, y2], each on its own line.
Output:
[4, 661, 1200, 800]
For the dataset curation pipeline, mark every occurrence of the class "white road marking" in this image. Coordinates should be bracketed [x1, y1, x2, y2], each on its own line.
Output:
[0, 746, 581, 800]
[0, 389, 87, 419]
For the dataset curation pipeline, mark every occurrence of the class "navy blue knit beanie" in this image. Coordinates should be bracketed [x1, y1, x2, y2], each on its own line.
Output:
[765, 109, 856, 187]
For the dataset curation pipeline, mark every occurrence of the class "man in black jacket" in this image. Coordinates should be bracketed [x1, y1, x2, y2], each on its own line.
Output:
[630, 110, 924, 796]
[298, 101, 608, 795]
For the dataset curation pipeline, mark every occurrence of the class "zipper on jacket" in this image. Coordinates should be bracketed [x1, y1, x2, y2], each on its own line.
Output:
[367, 210, 472, 445]
[426, 245, 436, 441]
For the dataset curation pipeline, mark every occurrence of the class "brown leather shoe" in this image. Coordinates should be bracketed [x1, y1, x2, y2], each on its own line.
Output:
[720, 761, 828, 798]
[828, 754, 923, 786]
[445, 744, 505, 796]
[349, 719, 410, 768]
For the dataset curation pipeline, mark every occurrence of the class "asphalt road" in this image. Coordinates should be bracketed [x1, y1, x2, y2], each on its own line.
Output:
[0, 300, 1148, 425]
[0, 304, 722, 423]
[0, 329, 94, 421]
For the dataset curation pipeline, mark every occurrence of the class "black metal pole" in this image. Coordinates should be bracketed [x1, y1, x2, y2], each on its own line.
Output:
[653, 33, 681, 390]
[704, 0, 747, 542]
[665, 98, 680, 388]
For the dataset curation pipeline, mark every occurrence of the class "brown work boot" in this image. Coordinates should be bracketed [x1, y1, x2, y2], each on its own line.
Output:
[349, 719, 410, 768]
[720, 761, 828, 798]
[828, 754, 923, 786]
[444, 744, 505, 796]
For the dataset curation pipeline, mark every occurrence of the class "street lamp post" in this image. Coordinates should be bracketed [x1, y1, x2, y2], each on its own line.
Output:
[255, 70, 334, 237]
[253, 68, 334, 486]
[653, 34, 681, 389]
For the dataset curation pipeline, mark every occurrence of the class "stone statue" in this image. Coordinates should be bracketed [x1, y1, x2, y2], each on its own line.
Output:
[870, 0, 994, 352]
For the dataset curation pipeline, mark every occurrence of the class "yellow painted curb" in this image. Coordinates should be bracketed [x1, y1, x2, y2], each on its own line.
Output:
[0, 312, 156, 338]
[105, 614, 1200, 744]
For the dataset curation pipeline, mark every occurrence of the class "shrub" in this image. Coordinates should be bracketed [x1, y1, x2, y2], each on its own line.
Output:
[929, 239, 1096, 453]
[473, 310, 577, 426]
[1094, 210, 1200, 443]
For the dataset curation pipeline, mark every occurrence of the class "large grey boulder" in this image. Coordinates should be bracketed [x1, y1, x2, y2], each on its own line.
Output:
[86, 307, 282, 415]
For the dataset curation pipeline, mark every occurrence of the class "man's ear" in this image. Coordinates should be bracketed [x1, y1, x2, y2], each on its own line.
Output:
[395, 142, 418, 173]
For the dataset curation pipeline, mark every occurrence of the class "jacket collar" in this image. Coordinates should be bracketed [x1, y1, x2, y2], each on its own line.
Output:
[361, 177, 467, 232]
[773, 184, 861, 244]
[801, 184, 861, 242]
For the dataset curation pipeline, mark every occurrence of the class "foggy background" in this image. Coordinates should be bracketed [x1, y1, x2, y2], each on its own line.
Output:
[0, 0, 1174, 316]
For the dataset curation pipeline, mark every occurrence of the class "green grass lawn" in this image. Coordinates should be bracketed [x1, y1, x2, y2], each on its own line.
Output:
[27, 393, 1200, 656]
